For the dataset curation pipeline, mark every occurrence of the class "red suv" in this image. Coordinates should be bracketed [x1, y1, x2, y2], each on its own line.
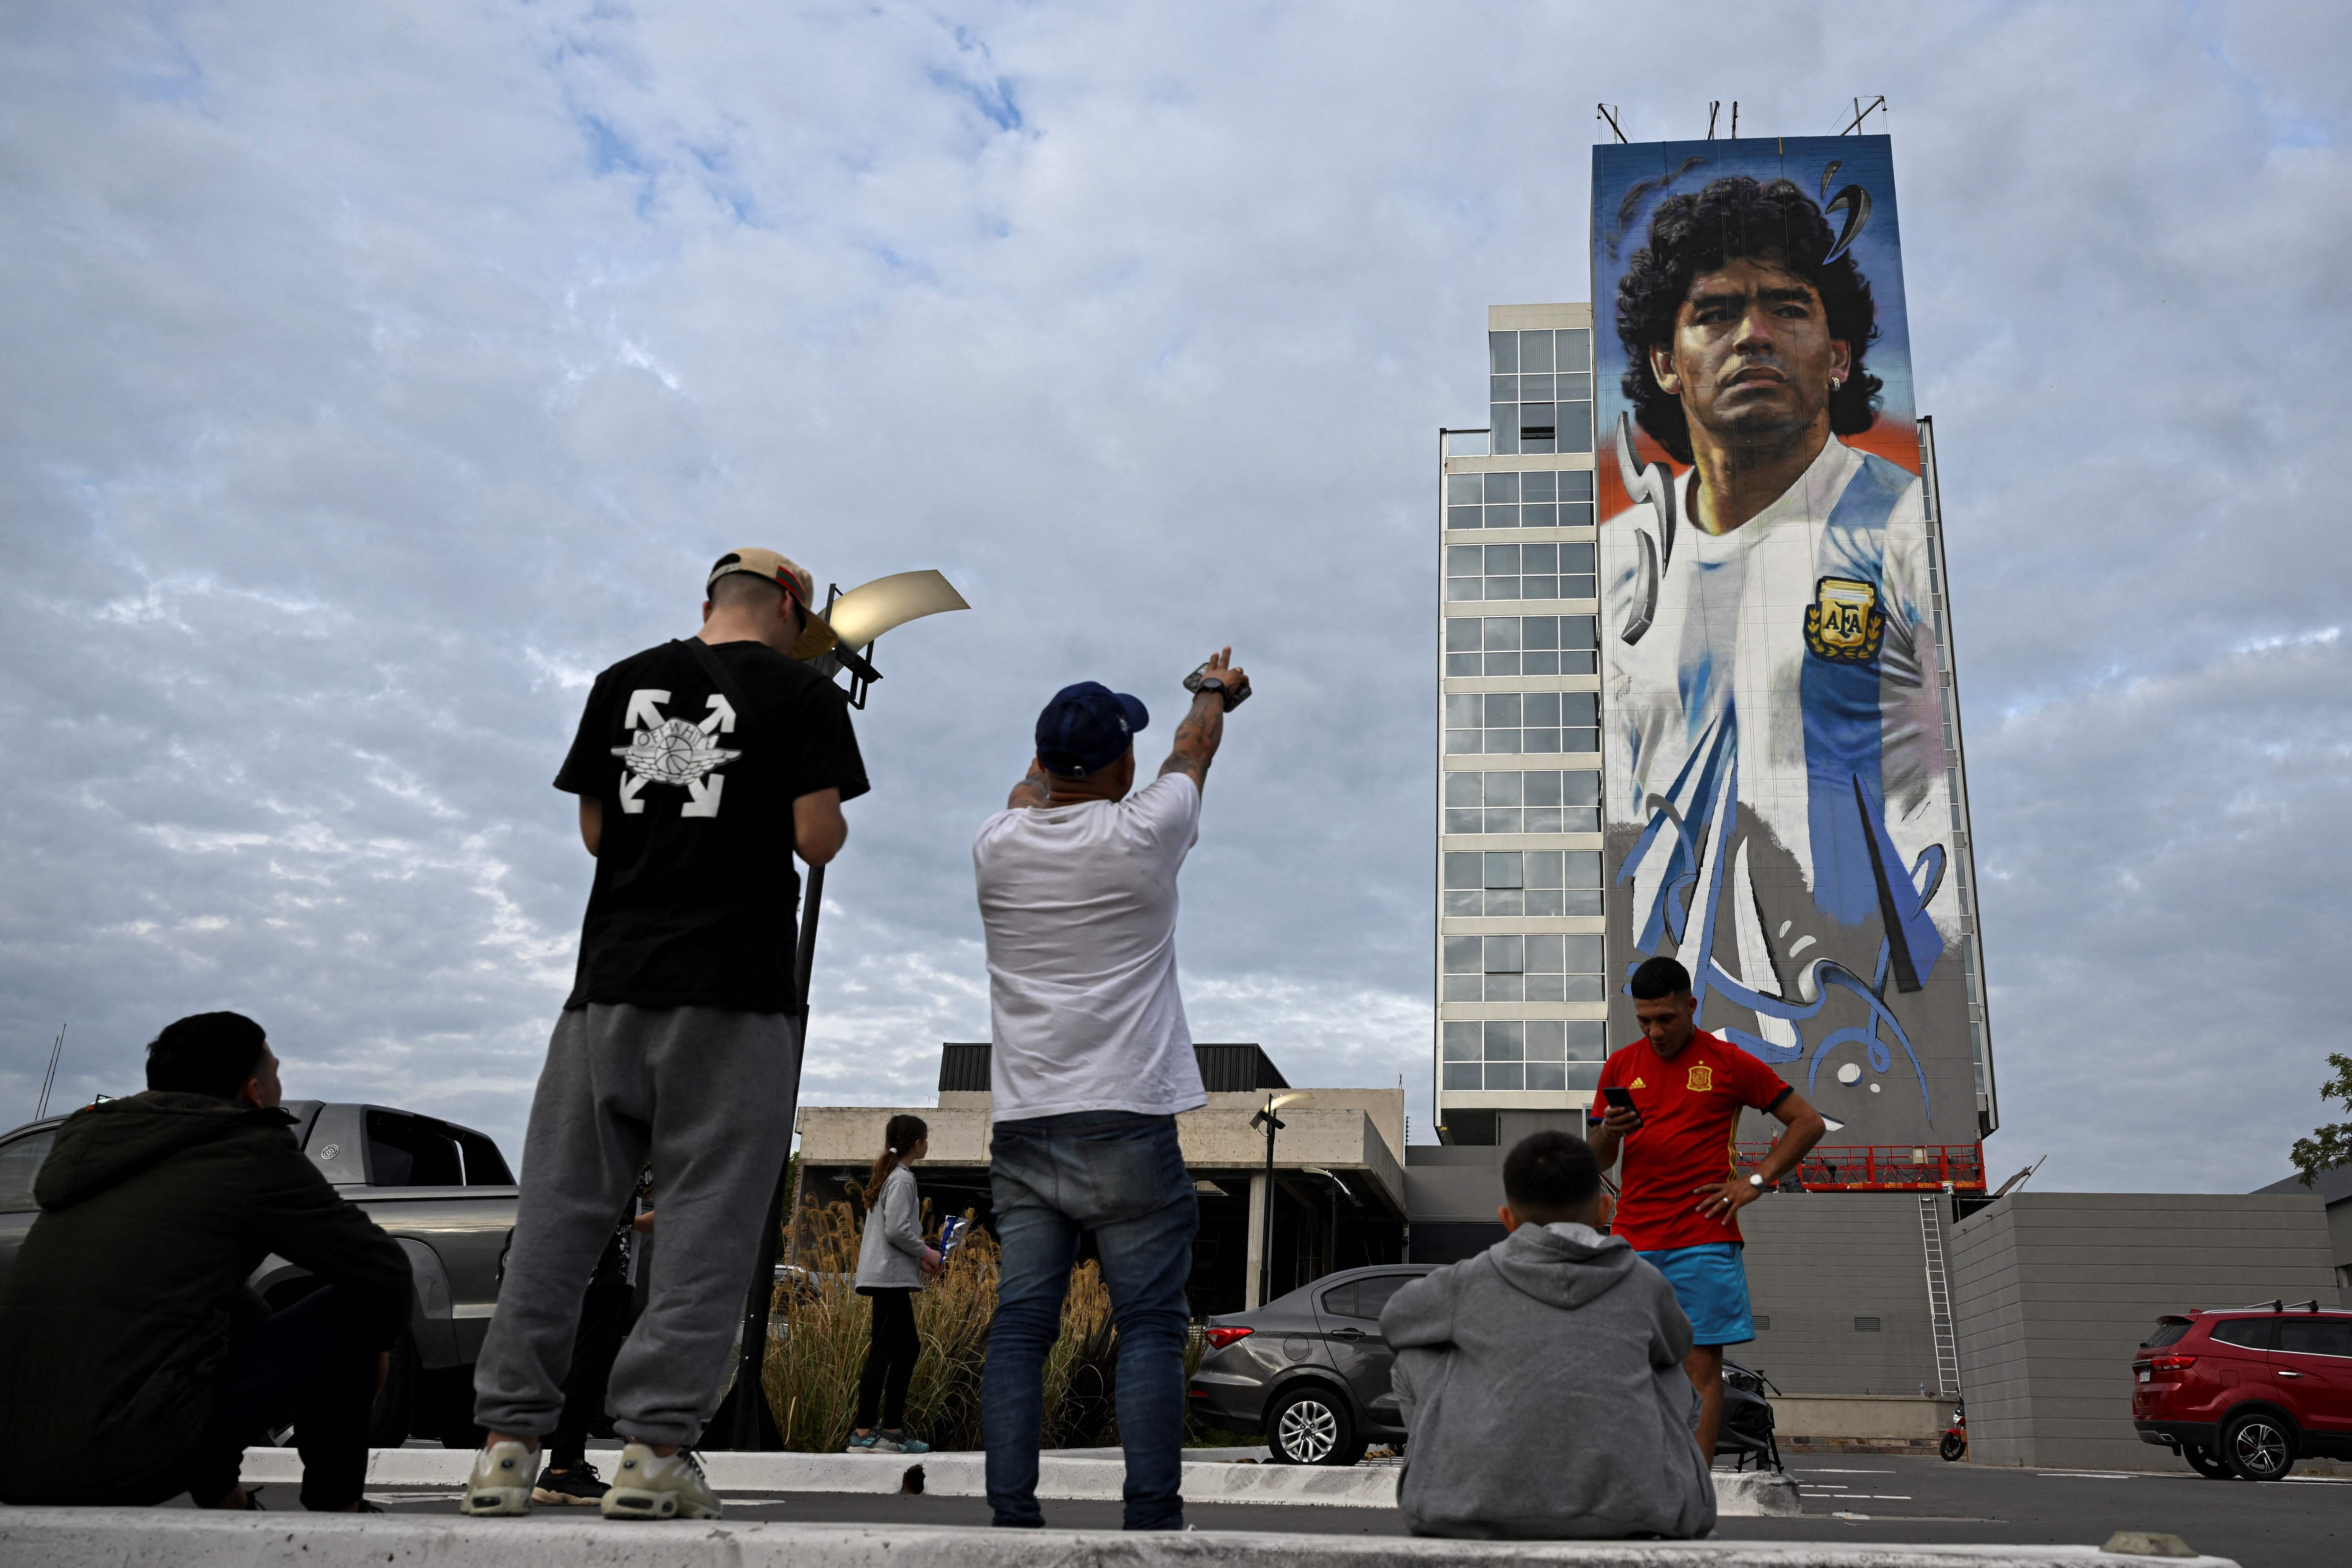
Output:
[2133, 1302, 2352, 1480]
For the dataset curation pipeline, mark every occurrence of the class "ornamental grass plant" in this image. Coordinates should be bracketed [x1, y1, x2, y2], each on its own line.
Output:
[761, 1196, 1148, 1453]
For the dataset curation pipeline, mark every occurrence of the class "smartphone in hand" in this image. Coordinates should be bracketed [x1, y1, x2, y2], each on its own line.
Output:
[1184, 662, 1252, 710]
[1600, 1085, 1641, 1125]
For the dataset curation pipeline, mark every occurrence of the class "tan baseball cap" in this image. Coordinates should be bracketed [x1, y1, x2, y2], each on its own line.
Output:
[706, 548, 838, 660]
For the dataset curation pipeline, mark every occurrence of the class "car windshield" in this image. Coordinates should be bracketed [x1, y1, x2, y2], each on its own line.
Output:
[2142, 1320, 2192, 1349]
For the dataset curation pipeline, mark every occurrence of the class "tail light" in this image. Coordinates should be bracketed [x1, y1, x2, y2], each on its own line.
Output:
[2147, 1355, 2197, 1372]
[1203, 1325, 1254, 1350]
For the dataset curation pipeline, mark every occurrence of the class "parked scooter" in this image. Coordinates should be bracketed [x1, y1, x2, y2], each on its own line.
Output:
[1717, 1359, 1783, 1472]
[1940, 1400, 1967, 1461]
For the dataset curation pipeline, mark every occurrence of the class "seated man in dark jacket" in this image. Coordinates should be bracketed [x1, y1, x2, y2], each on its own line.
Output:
[0, 1012, 412, 1511]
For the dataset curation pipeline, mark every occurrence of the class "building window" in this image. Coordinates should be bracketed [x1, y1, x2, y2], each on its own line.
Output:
[1490, 329, 1593, 456]
[1444, 616, 1598, 679]
[1440, 1019, 1608, 1092]
[1854, 1317, 1882, 1332]
[1445, 691, 1600, 755]
[1446, 470, 1596, 532]
[1442, 849, 1602, 916]
[1443, 933, 1606, 1003]
[1444, 769, 1601, 834]
[1445, 542, 1598, 603]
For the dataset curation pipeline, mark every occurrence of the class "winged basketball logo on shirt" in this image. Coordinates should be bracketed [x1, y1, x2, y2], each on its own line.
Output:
[1686, 1063, 1714, 1092]
[1804, 576, 1884, 662]
[611, 688, 739, 818]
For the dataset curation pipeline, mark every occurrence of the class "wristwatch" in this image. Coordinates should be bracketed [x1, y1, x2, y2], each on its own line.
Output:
[1195, 676, 1226, 696]
[1747, 1172, 1768, 1192]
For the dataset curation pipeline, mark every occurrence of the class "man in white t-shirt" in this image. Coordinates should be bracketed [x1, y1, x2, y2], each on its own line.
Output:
[973, 649, 1249, 1531]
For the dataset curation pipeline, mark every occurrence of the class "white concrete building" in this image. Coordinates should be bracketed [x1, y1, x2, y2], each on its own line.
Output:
[1435, 303, 1605, 1143]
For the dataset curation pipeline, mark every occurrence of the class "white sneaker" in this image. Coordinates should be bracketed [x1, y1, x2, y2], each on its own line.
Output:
[458, 1440, 536, 1516]
[600, 1442, 721, 1521]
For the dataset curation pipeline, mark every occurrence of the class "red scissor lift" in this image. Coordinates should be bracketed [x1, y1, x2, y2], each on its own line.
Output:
[1733, 1142, 1988, 1192]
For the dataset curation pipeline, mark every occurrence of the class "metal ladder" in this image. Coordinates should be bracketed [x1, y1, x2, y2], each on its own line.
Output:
[1919, 1194, 1962, 1397]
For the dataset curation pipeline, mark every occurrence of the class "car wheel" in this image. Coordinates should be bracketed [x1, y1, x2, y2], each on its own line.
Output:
[1266, 1385, 1365, 1466]
[2182, 1444, 2232, 1480]
[2221, 1412, 2296, 1481]
[367, 1333, 417, 1448]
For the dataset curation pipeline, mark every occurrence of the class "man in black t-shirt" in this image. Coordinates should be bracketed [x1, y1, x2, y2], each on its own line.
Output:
[468, 548, 868, 1521]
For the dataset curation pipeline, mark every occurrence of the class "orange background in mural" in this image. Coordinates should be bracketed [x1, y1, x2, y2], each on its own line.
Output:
[1592, 412, 1922, 521]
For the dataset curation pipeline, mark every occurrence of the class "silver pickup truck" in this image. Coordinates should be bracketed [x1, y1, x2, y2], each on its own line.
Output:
[0, 1099, 518, 1447]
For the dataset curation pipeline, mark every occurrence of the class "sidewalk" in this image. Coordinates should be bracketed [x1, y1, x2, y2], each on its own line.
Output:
[231, 1447, 1801, 1514]
[0, 1512, 2239, 1568]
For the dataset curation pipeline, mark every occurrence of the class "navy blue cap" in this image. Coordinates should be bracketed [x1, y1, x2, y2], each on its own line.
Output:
[1035, 681, 1149, 778]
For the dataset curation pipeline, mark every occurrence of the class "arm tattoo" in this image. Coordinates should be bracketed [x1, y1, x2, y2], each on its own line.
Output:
[1007, 763, 1051, 809]
[1158, 693, 1224, 788]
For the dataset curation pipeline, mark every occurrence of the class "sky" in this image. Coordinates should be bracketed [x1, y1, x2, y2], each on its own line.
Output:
[3, 1, 2349, 1193]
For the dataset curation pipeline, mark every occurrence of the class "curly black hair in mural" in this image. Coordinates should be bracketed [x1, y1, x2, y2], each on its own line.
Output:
[1614, 174, 1882, 464]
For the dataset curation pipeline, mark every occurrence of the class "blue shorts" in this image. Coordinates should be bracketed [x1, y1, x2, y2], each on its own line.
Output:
[1637, 1241, 1754, 1347]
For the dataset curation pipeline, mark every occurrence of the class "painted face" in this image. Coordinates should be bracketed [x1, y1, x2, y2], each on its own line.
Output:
[1649, 256, 1852, 452]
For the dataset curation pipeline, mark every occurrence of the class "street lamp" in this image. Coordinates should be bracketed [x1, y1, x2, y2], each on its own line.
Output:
[1250, 1090, 1312, 1308]
[720, 567, 968, 1450]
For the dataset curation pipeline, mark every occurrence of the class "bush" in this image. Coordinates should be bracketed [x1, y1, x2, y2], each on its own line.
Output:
[762, 1197, 1133, 1452]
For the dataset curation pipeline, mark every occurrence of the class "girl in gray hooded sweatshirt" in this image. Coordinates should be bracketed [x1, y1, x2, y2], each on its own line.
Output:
[1380, 1130, 1716, 1539]
[847, 1115, 941, 1454]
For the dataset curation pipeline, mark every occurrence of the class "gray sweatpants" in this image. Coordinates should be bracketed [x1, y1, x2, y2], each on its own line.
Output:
[473, 1002, 801, 1447]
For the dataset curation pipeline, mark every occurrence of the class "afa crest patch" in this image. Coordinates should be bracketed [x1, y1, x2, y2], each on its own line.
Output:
[1804, 576, 1884, 662]
[1686, 1063, 1715, 1092]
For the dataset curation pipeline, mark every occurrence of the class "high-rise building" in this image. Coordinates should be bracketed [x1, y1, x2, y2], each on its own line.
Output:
[1435, 303, 1607, 1138]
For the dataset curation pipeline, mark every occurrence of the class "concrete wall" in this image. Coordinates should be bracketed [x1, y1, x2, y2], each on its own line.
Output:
[797, 1089, 1408, 1213]
[1741, 1193, 1947, 1397]
[1950, 1192, 2346, 1469]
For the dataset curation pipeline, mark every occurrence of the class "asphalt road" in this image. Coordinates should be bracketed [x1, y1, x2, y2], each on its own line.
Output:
[360, 1456, 2352, 1568]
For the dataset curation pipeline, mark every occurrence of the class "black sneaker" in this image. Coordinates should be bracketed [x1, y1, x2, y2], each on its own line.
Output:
[532, 1460, 610, 1506]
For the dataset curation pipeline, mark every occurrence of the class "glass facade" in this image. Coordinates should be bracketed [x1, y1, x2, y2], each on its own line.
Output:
[1441, 769, 1601, 834]
[1444, 470, 1596, 530]
[1443, 615, 1598, 678]
[1441, 1019, 1609, 1092]
[1439, 306, 1603, 1121]
[1488, 329, 1594, 456]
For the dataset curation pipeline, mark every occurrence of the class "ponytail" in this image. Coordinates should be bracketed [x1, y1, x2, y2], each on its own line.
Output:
[866, 1113, 929, 1206]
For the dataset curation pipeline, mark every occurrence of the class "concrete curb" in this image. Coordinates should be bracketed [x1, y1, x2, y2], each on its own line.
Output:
[232, 1450, 1795, 1515]
[0, 1514, 2244, 1568]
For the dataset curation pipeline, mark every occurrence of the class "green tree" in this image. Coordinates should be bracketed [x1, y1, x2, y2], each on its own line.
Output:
[2288, 1052, 2352, 1186]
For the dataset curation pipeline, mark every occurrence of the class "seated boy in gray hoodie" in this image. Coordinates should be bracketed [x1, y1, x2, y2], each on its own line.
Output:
[1380, 1129, 1715, 1539]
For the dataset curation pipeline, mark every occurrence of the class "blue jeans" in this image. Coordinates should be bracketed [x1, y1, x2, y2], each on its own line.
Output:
[982, 1111, 1197, 1530]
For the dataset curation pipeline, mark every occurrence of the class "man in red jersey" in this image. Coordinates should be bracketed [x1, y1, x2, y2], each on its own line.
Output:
[1589, 956, 1827, 1462]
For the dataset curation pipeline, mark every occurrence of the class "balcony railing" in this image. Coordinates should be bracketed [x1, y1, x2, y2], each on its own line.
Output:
[1732, 1142, 1987, 1192]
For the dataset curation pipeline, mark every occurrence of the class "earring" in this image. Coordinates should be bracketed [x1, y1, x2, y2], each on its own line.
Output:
[1829, 376, 1844, 391]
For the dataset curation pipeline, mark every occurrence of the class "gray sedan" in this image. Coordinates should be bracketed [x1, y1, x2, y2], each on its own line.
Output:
[1188, 1263, 1435, 1465]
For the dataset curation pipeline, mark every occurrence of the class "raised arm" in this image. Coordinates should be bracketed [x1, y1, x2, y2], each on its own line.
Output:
[1158, 647, 1247, 795]
[1007, 760, 1051, 809]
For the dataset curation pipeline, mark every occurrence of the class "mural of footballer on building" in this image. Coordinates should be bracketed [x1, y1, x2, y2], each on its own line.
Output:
[1591, 135, 1990, 1142]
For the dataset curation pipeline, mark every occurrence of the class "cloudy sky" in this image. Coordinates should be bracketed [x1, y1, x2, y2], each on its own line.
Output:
[4, 2, 2347, 1193]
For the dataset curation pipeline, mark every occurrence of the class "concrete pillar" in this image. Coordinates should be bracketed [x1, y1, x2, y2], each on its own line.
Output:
[1243, 1173, 1268, 1309]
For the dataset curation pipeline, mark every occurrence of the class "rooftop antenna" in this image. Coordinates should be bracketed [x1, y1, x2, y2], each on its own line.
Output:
[1989, 1153, 2047, 1199]
[1596, 104, 1628, 144]
[35, 1023, 66, 1120]
[1732, 101, 1738, 137]
[1836, 95, 1887, 136]
[1706, 101, 1720, 139]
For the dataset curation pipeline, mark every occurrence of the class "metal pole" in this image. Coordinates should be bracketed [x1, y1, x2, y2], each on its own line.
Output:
[1258, 1109, 1278, 1306]
[721, 861, 825, 1450]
